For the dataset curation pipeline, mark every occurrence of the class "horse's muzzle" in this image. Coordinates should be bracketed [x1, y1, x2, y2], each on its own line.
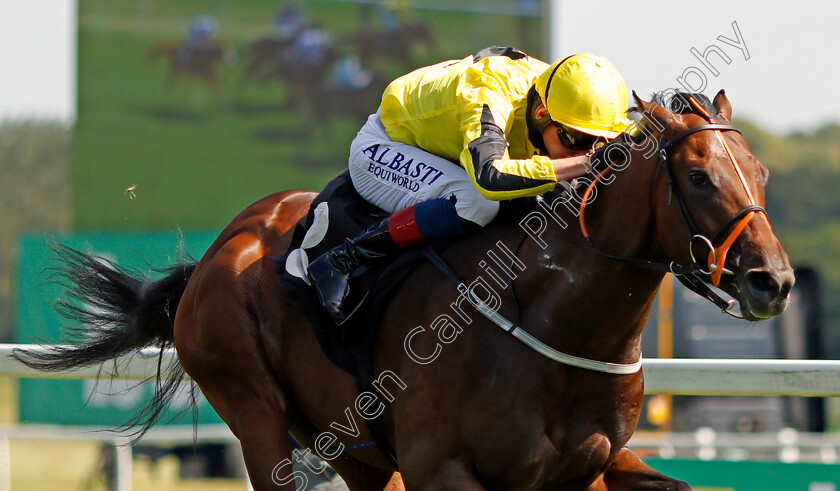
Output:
[740, 266, 795, 320]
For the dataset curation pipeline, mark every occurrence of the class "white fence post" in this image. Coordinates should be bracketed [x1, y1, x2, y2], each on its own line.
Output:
[0, 433, 9, 491]
[115, 440, 133, 491]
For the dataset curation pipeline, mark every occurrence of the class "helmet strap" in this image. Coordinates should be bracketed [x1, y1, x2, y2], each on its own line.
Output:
[526, 86, 550, 155]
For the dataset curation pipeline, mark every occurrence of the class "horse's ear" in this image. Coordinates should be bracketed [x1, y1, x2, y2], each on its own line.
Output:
[713, 89, 732, 120]
[632, 90, 672, 132]
[631, 91, 647, 113]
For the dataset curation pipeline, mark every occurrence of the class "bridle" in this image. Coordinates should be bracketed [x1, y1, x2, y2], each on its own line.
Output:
[579, 96, 768, 318]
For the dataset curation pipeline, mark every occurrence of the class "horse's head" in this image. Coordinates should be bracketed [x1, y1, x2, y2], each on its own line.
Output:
[634, 90, 794, 320]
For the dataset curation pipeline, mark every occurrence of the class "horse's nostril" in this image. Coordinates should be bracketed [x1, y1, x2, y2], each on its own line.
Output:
[747, 271, 779, 295]
[779, 275, 794, 298]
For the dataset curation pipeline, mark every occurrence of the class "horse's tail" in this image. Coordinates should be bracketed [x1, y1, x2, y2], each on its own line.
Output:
[13, 243, 197, 439]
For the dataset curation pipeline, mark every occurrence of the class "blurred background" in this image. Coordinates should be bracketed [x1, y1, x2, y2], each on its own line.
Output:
[2, 0, 840, 489]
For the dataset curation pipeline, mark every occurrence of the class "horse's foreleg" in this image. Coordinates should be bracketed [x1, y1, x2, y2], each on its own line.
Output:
[594, 447, 692, 491]
[244, 56, 267, 81]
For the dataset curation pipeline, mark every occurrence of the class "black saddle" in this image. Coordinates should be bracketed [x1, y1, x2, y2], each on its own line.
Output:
[274, 170, 448, 377]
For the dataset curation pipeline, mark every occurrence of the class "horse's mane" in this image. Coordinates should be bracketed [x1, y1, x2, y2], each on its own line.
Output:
[649, 90, 714, 118]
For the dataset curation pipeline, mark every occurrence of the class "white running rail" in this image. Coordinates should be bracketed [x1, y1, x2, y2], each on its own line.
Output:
[1, 344, 840, 491]
[2, 344, 840, 396]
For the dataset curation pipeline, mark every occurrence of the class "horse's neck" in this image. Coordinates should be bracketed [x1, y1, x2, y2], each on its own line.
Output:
[513, 151, 665, 364]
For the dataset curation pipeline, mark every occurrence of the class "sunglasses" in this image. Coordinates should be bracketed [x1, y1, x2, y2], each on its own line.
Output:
[555, 123, 599, 151]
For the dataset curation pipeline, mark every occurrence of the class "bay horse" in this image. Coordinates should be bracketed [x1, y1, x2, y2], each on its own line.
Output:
[242, 37, 294, 82]
[310, 72, 389, 124]
[147, 41, 232, 86]
[15, 90, 794, 490]
[241, 34, 339, 115]
[354, 22, 436, 66]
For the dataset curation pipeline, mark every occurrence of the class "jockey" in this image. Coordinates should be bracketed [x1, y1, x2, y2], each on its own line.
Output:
[180, 16, 217, 63]
[378, 7, 401, 32]
[308, 47, 632, 324]
[186, 16, 217, 49]
[291, 24, 331, 67]
[330, 55, 374, 92]
[273, 4, 307, 42]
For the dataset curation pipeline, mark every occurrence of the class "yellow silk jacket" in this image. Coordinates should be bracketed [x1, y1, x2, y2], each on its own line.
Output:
[379, 46, 557, 200]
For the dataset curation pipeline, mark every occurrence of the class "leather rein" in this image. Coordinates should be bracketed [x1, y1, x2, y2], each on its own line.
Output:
[579, 97, 768, 319]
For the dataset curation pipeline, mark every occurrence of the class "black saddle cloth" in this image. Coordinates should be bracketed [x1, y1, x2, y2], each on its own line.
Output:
[275, 170, 448, 377]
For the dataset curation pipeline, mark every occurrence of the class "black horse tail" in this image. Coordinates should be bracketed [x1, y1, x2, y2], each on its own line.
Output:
[13, 243, 198, 439]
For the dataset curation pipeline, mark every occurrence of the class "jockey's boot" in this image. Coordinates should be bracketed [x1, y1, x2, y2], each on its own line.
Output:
[307, 219, 395, 325]
[308, 198, 466, 325]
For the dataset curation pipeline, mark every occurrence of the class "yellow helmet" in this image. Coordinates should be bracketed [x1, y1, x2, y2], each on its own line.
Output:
[535, 53, 632, 139]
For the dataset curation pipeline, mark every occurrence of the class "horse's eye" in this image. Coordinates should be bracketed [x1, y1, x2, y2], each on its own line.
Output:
[688, 170, 710, 188]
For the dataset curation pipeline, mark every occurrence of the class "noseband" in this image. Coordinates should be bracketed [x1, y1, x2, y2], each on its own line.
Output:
[579, 97, 768, 318]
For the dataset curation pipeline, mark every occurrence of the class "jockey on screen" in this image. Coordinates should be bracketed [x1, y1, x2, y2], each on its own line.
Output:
[330, 55, 374, 92]
[308, 47, 633, 324]
[181, 15, 217, 63]
[290, 24, 331, 67]
[273, 3, 311, 43]
[186, 16, 217, 50]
